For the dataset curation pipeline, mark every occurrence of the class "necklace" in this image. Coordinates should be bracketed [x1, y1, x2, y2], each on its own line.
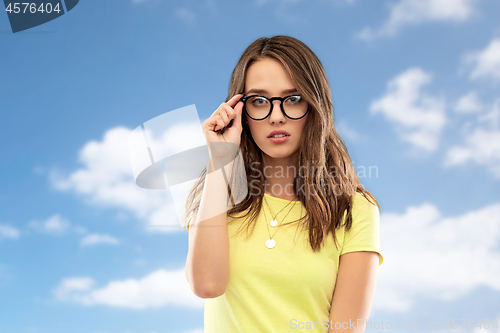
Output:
[262, 194, 298, 249]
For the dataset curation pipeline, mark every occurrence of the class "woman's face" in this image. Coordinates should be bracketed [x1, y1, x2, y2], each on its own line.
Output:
[244, 57, 309, 161]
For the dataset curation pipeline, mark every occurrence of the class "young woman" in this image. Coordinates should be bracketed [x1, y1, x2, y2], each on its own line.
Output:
[183, 35, 383, 333]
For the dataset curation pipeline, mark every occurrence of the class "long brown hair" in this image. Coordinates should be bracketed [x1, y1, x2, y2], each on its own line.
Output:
[183, 35, 380, 252]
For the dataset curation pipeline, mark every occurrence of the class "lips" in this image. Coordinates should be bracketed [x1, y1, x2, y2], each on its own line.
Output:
[267, 130, 291, 138]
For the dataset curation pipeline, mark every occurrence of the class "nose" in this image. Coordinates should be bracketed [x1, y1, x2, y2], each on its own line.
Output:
[268, 100, 287, 124]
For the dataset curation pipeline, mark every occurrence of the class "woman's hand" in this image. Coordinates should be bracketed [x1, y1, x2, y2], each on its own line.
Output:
[202, 93, 244, 160]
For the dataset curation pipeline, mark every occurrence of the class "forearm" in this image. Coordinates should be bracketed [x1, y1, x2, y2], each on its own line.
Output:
[185, 158, 236, 298]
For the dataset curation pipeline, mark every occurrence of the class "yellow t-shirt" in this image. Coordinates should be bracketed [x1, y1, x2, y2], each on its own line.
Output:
[194, 192, 383, 332]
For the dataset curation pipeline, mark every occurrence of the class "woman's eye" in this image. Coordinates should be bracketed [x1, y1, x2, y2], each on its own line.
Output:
[286, 96, 301, 104]
[252, 98, 267, 106]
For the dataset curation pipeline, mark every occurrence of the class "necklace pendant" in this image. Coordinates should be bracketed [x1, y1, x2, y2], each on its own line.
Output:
[265, 238, 276, 249]
[270, 219, 278, 227]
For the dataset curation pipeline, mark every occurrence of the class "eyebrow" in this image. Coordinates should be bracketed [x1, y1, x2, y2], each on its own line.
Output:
[245, 88, 298, 95]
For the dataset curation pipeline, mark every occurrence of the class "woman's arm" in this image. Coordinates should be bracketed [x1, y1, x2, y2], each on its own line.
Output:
[328, 251, 380, 333]
[185, 94, 244, 299]
[185, 158, 234, 299]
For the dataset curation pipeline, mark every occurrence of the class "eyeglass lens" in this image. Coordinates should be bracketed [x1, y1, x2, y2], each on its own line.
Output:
[245, 95, 307, 120]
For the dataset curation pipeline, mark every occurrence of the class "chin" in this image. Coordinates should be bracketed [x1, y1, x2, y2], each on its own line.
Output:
[261, 146, 299, 159]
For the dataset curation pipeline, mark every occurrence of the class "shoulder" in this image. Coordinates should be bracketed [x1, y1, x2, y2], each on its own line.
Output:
[341, 192, 381, 239]
[341, 191, 383, 265]
[351, 192, 379, 217]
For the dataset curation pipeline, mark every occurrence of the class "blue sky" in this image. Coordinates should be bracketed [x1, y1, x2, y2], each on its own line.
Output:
[1, 0, 500, 332]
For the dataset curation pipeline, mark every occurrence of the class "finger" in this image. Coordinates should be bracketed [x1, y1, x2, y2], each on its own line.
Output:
[220, 103, 236, 124]
[214, 116, 225, 132]
[225, 93, 244, 109]
[218, 107, 230, 125]
[208, 104, 230, 132]
[233, 100, 244, 128]
[208, 114, 222, 132]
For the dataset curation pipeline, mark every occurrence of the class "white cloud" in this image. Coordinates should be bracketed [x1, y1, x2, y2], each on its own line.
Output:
[53, 269, 204, 309]
[335, 120, 360, 141]
[369, 67, 446, 152]
[454, 91, 483, 113]
[463, 38, 500, 81]
[357, 0, 478, 40]
[81, 234, 120, 247]
[54, 277, 95, 299]
[444, 99, 500, 177]
[175, 8, 197, 25]
[445, 129, 500, 175]
[27, 214, 70, 236]
[0, 223, 20, 241]
[50, 126, 192, 232]
[375, 200, 500, 312]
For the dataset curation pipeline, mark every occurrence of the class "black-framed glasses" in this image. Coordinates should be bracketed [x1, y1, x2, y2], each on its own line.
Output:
[241, 93, 309, 121]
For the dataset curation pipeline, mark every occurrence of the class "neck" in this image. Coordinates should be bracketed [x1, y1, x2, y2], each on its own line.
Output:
[262, 151, 300, 201]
